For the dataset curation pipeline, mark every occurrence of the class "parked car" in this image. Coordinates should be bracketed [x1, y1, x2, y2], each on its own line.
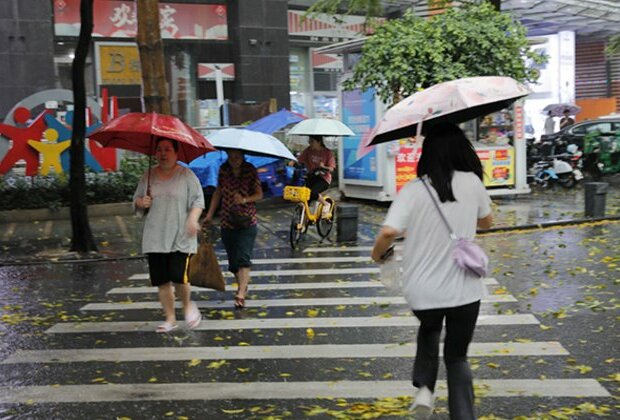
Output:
[540, 115, 620, 150]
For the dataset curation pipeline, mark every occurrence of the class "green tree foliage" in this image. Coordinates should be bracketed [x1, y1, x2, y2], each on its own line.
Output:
[606, 34, 620, 56]
[343, 2, 546, 104]
[306, 0, 383, 22]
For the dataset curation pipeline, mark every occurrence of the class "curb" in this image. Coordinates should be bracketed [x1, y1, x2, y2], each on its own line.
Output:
[1, 215, 619, 267]
[0, 199, 287, 223]
[479, 215, 620, 234]
[0, 202, 134, 223]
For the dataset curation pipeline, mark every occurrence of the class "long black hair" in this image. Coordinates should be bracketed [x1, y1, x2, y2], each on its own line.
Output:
[417, 122, 483, 203]
[310, 135, 326, 148]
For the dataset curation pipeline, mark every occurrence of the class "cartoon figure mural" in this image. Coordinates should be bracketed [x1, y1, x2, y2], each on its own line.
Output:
[0, 107, 51, 176]
[0, 88, 120, 176]
[44, 112, 103, 173]
[27, 128, 70, 175]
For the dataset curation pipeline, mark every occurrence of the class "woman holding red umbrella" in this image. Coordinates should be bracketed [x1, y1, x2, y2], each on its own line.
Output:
[134, 137, 205, 332]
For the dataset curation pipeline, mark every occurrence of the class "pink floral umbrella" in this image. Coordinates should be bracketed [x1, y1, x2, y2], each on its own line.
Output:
[367, 76, 531, 146]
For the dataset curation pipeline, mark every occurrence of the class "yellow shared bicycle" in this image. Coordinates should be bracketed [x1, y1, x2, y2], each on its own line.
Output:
[283, 185, 336, 250]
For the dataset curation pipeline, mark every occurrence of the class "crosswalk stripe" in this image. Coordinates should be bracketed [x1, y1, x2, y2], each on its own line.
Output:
[304, 246, 394, 253]
[129, 257, 373, 275]
[108, 278, 499, 294]
[2, 342, 569, 364]
[81, 294, 517, 311]
[131, 267, 382, 279]
[45, 314, 539, 334]
[0, 379, 609, 403]
[302, 245, 410, 253]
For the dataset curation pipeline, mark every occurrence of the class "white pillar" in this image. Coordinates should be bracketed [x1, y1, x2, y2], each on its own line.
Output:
[558, 31, 576, 104]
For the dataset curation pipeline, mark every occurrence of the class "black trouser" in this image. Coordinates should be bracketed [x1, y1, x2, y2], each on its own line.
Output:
[412, 300, 480, 420]
[306, 174, 329, 201]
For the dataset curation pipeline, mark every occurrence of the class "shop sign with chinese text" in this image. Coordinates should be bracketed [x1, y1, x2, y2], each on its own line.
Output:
[394, 146, 515, 192]
[54, 0, 228, 40]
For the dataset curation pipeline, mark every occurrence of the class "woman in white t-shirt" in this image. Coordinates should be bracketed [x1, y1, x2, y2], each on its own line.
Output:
[371, 122, 493, 420]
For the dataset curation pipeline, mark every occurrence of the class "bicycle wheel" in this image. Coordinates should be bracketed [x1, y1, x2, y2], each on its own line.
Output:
[289, 203, 305, 249]
[317, 200, 335, 238]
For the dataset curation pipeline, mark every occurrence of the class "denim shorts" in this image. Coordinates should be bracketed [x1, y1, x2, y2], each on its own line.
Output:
[221, 225, 258, 274]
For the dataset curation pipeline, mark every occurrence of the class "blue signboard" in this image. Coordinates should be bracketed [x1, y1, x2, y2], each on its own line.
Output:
[341, 88, 377, 182]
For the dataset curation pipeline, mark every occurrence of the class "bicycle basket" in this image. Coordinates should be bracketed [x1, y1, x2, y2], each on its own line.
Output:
[283, 186, 311, 202]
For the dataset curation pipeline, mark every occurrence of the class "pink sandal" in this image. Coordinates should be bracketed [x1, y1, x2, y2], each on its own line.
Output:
[156, 322, 178, 333]
[185, 304, 202, 329]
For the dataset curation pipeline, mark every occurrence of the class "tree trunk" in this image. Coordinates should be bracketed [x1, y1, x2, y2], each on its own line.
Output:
[136, 0, 170, 114]
[70, 0, 98, 253]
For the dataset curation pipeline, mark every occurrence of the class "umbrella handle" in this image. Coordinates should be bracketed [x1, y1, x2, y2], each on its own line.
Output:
[146, 135, 154, 196]
[416, 109, 433, 143]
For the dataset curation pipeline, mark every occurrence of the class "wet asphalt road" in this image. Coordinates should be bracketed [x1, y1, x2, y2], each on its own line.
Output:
[0, 208, 619, 418]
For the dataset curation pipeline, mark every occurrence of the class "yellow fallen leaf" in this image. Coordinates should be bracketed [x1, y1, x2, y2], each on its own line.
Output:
[307, 309, 319, 317]
[221, 409, 245, 414]
[148, 377, 157, 382]
[187, 359, 201, 367]
[207, 360, 227, 369]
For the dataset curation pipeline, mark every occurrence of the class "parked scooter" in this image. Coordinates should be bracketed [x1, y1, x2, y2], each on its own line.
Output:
[532, 146, 583, 189]
[583, 131, 620, 179]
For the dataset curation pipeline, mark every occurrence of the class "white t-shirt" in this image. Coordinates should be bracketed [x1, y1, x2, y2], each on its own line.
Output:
[544, 117, 555, 135]
[383, 171, 492, 310]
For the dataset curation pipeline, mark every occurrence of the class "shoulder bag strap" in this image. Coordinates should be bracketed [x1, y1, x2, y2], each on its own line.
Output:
[420, 177, 457, 240]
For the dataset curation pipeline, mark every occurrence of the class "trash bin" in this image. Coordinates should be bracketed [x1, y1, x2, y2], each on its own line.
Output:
[584, 182, 608, 217]
[336, 204, 358, 242]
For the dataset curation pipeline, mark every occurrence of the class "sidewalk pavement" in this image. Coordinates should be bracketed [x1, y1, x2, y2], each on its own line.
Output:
[1, 176, 619, 266]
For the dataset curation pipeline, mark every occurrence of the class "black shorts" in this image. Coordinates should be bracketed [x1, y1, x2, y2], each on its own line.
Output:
[147, 252, 191, 287]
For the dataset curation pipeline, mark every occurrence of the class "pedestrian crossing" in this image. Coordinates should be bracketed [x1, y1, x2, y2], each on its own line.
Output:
[0, 245, 612, 416]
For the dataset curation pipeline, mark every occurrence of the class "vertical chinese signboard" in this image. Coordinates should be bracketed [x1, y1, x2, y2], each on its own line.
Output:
[394, 145, 422, 192]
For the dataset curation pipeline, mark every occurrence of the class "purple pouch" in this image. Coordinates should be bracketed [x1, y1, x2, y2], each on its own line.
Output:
[452, 238, 488, 277]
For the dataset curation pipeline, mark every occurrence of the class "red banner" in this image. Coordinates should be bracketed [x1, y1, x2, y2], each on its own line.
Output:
[54, 0, 228, 40]
[395, 146, 422, 192]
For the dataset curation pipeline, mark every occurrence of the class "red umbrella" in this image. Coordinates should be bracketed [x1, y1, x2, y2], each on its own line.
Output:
[89, 112, 215, 163]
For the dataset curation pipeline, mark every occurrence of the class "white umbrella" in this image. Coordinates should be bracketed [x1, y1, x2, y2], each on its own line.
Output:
[206, 128, 296, 160]
[288, 118, 355, 136]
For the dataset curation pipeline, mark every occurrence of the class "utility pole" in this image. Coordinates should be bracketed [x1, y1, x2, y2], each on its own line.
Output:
[136, 0, 170, 114]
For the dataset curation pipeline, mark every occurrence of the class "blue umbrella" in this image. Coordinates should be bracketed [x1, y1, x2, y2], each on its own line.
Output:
[245, 108, 306, 134]
[189, 150, 279, 188]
